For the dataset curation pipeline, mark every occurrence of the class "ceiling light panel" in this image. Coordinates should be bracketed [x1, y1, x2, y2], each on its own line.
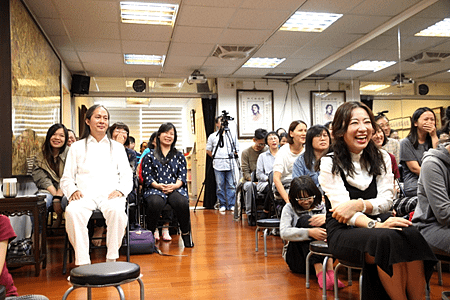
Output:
[120, 2, 179, 26]
[280, 12, 343, 32]
[415, 18, 450, 37]
[124, 54, 165, 65]
[360, 84, 390, 91]
[243, 57, 286, 68]
[347, 60, 396, 72]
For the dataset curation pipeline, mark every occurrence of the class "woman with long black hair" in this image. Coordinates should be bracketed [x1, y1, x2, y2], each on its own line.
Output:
[141, 123, 194, 247]
[32, 123, 69, 228]
[318, 102, 436, 299]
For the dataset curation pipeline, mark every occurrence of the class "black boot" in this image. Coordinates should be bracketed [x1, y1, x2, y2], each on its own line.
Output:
[247, 215, 256, 226]
[182, 232, 194, 248]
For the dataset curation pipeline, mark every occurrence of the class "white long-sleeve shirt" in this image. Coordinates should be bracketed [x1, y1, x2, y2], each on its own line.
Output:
[60, 135, 133, 200]
[318, 150, 394, 226]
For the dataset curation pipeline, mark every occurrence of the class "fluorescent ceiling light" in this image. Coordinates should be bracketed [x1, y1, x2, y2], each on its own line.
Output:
[124, 54, 165, 65]
[243, 57, 286, 68]
[280, 12, 343, 32]
[120, 2, 178, 25]
[347, 60, 396, 72]
[360, 84, 390, 92]
[415, 18, 450, 37]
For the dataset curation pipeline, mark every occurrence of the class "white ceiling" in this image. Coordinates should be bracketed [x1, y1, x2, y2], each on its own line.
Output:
[23, 0, 450, 92]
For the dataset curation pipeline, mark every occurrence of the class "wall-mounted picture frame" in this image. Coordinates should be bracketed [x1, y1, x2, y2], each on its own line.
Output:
[236, 89, 274, 139]
[310, 91, 346, 125]
[432, 107, 443, 129]
[390, 118, 403, 130]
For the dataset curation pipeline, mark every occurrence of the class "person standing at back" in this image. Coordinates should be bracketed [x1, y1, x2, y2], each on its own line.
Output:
[206, 116, 239, 212]
[241, 128, 268, 225]
[60, 104, 132, 266]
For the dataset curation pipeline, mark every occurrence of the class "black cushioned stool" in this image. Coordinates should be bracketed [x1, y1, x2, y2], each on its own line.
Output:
[62, 262, 144, 300]
[305, 241, 334, 300]
[255, 218, 280, 256]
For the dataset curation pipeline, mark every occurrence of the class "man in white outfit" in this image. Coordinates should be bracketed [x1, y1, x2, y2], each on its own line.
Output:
[60, 104, 132, 266]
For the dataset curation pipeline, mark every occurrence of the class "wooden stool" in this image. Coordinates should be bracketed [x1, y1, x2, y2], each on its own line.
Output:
[62, 262, 144, 300]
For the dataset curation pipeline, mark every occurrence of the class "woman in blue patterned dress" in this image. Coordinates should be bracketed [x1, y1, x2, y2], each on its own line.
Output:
[141, 123, 194, 247]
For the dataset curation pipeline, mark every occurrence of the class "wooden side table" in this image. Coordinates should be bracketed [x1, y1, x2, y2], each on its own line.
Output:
[0, 195, 47, 276]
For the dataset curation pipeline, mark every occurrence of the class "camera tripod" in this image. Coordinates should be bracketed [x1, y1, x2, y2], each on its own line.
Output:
[194, 115, 240, 212]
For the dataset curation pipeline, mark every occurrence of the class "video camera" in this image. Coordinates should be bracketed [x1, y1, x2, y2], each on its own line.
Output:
[220, 110, 234, 127]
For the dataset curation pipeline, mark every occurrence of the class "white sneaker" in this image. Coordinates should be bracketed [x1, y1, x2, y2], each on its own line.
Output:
[219, 206, 226, 212]
[229, 206, 235, 212]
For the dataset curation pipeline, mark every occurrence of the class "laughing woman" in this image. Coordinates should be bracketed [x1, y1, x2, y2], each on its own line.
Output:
[32, 123, 69, 227]
[141, 123, 194, 247]
[318, 102, 436, 300]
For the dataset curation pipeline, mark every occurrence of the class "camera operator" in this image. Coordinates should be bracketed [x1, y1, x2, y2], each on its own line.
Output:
[206, 113, 239, 212]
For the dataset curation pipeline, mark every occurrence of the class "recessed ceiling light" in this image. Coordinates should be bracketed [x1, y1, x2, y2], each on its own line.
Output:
[415, 18, 450, 37]
[360, 84, 390, 91]
[280, 11, 343, 32]
[120, 2, 179, 26]
[347, 60, 396, 72]
[124, 54, 165, 65]
[243, 57, 286, 68]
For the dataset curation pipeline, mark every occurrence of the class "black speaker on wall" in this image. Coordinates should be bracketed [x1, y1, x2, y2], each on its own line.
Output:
[71, 74, 90, 95]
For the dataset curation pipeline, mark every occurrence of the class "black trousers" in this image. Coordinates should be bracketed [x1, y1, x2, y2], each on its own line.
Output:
[144, 191, 190, 234]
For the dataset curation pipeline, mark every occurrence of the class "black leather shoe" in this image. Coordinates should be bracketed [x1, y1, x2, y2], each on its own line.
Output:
[247, 215, 256, 226]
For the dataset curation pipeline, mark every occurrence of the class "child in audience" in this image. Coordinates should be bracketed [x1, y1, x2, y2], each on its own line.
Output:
[280, 176, 344, 290]
[0, 214, 49, 300]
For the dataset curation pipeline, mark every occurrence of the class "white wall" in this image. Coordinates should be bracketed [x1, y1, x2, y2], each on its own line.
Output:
[216, 78, 359, 152]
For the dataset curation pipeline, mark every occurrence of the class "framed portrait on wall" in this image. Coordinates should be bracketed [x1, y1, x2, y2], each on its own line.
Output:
[236, 89, 274, 139]
[310, 91, 346, 125]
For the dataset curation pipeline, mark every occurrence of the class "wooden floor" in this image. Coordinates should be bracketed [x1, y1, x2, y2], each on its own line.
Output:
[11, 205, 450, 300]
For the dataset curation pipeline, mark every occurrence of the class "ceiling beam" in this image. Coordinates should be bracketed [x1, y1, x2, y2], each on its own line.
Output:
[290, 0, 439, 85]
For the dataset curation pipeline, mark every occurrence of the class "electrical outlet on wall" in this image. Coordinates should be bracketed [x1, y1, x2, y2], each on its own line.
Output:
[225, 81, 235, 89]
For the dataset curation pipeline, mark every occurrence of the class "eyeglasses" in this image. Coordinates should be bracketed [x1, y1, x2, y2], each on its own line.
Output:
[114, 129, 128, 135]
[295, 195, 315, 203]
[314, 133, 329, 139]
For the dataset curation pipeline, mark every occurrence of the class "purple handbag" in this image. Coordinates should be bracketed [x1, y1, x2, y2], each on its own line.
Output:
[129, 227, 157, 254]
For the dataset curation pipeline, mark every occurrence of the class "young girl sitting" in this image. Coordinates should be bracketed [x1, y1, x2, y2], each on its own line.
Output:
[280, 176, 344, 290]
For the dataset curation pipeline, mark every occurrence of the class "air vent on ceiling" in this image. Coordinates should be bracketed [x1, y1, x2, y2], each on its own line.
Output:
[405, 52, 450, 64]
[212, 45, 256, 60]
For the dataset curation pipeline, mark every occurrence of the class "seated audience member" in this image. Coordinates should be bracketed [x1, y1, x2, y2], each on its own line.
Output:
[292, 125, 331, 189]
[413, 142, 450, 254]
[136, 141, 148, 161]
[242, 128, 268, 226]
[61, 104, 133, 265]
[324, 121, 333, 140]
[376, 114, 401, 164]
[138, 132, 157, 164]
[109, 122, 139, 230]
[257, 131, 279, 219]
[67, 129, 77, 147]
[400, 107, 438, 197]
[279, 132, 288, 148]
[276, 127, 286, 136]
[32, 124, 69, 227]
[319, 101, 436, 300]
[141, 123, 194, 247]
[280, 176, 344, 290]
[372, 123, 400, 180]
[0, 215, 49, 300]
[206, 116, 239, 212]
[390, 129, 399, 140]
[127, 136, 136, 151]
[273, 120, 307, 207]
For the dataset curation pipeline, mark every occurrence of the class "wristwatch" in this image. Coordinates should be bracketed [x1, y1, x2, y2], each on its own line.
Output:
[367, 220, 378, 228]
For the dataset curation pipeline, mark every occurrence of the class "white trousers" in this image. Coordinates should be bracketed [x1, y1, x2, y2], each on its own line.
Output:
[65, 196, 127, 266]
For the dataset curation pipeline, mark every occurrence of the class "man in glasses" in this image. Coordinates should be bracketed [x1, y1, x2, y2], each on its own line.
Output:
[241, 128, 268, 226]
